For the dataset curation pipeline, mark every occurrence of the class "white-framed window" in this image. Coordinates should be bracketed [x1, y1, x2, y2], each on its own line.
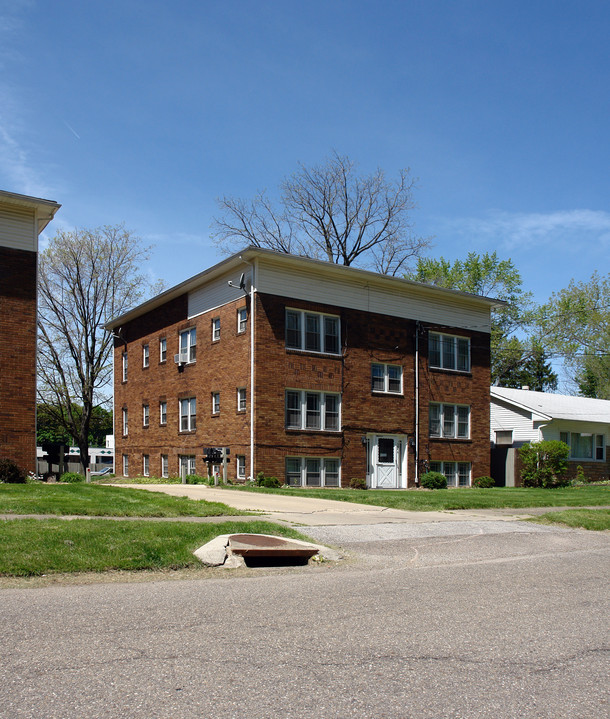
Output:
[285, 457, 341, 487]
[429, 461, 471, 487]
[429, 403, 470, 439]
[122, 408, 128, 436]
[495, 430, 513, 445]
[179, 397, 196, 431]
[122, 352, 128, 382]
[429, 332, 470, 372]
[159, 337, 167, 363]
[236, 455, 246, 478]
[159, 401, 167, 425]
[142, 404, 149, 427]
[143, 454, 149, 477]
[179, 328, 197, 363]
[212, 392, 220, 415]
[179, 455, 196, 476]
[237, 388, 247, 412]
[237, 307, 248, 334]
[212, 317, 220, 342]
[371, 363, 403, 394]
[161, 454, 169, 478]
[285, 390, 340, 431]
[142, 344, 149, 368]
[285, 309, 340, 355]
[122, 454, 129, 477]
[560, 432, 605, 460]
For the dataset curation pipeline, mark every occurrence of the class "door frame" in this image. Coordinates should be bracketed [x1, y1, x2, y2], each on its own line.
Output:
[366, 434, 407, 489]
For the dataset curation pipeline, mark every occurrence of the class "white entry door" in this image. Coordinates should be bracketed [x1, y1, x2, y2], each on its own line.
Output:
[375, 436, 402, 489]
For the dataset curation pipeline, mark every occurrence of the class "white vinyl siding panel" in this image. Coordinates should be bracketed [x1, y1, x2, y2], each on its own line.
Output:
[490, 399, 538, 444]
[188, 268, 252, 319]
[0, 206, 37, 252]
[257, 263, 491, 332]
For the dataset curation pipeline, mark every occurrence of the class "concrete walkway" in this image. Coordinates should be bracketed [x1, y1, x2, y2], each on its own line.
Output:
[116, 483, 556, 526]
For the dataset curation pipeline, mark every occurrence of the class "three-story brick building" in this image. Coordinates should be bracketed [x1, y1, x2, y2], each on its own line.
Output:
[107, 248, 498, 487]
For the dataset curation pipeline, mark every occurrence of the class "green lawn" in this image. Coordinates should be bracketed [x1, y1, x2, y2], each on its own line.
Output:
[224, 484, 610, 510]
[0, 519, 308, 576]
[0, 483, 247, 517]
[528, 509, 610, 531]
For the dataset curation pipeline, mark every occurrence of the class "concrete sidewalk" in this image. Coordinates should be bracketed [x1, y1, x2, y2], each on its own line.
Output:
[117, 483, 545, 526]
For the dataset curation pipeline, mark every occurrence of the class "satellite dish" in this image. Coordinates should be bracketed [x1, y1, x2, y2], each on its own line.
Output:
[239, 273, 246, 290]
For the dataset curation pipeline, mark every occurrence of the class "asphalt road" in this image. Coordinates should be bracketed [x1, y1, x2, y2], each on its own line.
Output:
[2, 523, 609, 718]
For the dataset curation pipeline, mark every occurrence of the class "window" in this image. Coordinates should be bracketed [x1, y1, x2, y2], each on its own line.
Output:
[236, 455, 246, 479]
[179, 397, 196, 431]
[429, 332, 470, 372]
[429, 404, 470, 439]
[560, 432, 605, 460]
[143, 454, 149, 477]
[122, 352, 128, 382]
[122, 454, 129, 477]
[122, 408, 128, 436]
[179, 328, 197, 363]
[161, 454, 169, 478]
[212, 317, 220, 341]
[237, 307, 248, 334]
[285, 457, 341, 487]
[212, 392, 220, 415]
[159, 338, 167, 363]
[142, 344, 149, 368]
[285, 309, 340, 355]
[159, 401, 167, 425]
[495, 430, 513, 445]
[179, 455, 196, 477]
[142, 404, 149, 427]
[371, 363, 403, 394]
[430, 461, 471, 487]
[285, 390, 341, 431]
[237, 388, 246, 412]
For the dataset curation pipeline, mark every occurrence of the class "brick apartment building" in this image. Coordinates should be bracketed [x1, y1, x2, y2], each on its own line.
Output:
[0, 190, 61, 472]
[107, 248, 498, 488]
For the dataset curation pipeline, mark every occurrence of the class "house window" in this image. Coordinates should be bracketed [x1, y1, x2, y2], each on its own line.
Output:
[122, 408, 128, 436]
[161, 454, 169, 478]
[179, 328, 197, 363]
[212, 317, 220, 342]
[285, 309, 340, 355]
[495, 430, 513, 445]
[236, 455, 246, 479]
[560, 432, 605, 460]
[122, 454, 129, 477]
[179, 455, 196, 477]
[285, 457, 341, 487]
[237, 307, 248, 334]
[237, 388, 246, 412]
[142, 344, 149, 368]
[429, 332, 470, 372]
[430, 461, 471, 487]
[429, 404, 470, 439]
[212, 392, 220, 415]
[143, 454, 149, 477]
[142, 404, 149, 427]
[122, 352, 128, 382]
[179, 398, 196, 431]
[159, 401, 167, 425]
[285, 390, 341, 431]
[371, 363, 403, 394]
[159, 338, 167, 363]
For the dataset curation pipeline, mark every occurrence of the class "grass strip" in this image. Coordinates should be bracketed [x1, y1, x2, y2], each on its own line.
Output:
[527, 509, 610, 531]
[223, 484, 610, 510]
[0, 519, 308, 576]
[0, 484, 246, 517]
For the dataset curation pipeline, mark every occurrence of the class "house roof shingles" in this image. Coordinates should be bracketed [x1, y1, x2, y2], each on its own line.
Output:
[491, 387, 610, 423]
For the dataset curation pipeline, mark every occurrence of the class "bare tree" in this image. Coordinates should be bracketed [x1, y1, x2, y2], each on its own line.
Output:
[213, 152, 430, 275]
[37, 225, 160, 473]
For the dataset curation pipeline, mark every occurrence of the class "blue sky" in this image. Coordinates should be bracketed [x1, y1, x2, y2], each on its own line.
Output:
[1, 0, 609, 307]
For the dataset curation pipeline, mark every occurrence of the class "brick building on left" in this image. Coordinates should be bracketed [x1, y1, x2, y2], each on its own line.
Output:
[0, 190, 61, 472]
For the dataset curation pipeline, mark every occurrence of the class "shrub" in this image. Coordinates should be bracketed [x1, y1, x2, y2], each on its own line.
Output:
[349, 477, 367, 490]
[519, 440, 570, 488]
[420, 471, 448, 489]
[472, 475, 496, 488]
[0, 459, 26, 484]
[59, 472, 85, 483]
[185, 474, 207, 484]
[262, 476, 281, 488]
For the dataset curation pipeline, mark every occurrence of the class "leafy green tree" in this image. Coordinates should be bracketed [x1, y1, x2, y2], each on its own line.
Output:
[37, 404, 113, 447]
[500, 340, 558, 392]
[519, 440, 570, 488]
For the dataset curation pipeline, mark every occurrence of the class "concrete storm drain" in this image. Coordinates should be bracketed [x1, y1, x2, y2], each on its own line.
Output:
[194, 534, 341, 568]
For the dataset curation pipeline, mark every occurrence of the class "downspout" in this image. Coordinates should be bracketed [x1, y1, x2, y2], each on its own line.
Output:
[415, 321, 420, 486]
[239, 255, 256, 480]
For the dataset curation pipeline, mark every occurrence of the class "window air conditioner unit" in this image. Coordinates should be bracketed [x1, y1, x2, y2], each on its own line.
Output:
[174, 352, 189, 365]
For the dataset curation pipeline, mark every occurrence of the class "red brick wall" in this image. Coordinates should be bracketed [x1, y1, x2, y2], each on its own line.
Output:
[0, 246, 37, 472]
